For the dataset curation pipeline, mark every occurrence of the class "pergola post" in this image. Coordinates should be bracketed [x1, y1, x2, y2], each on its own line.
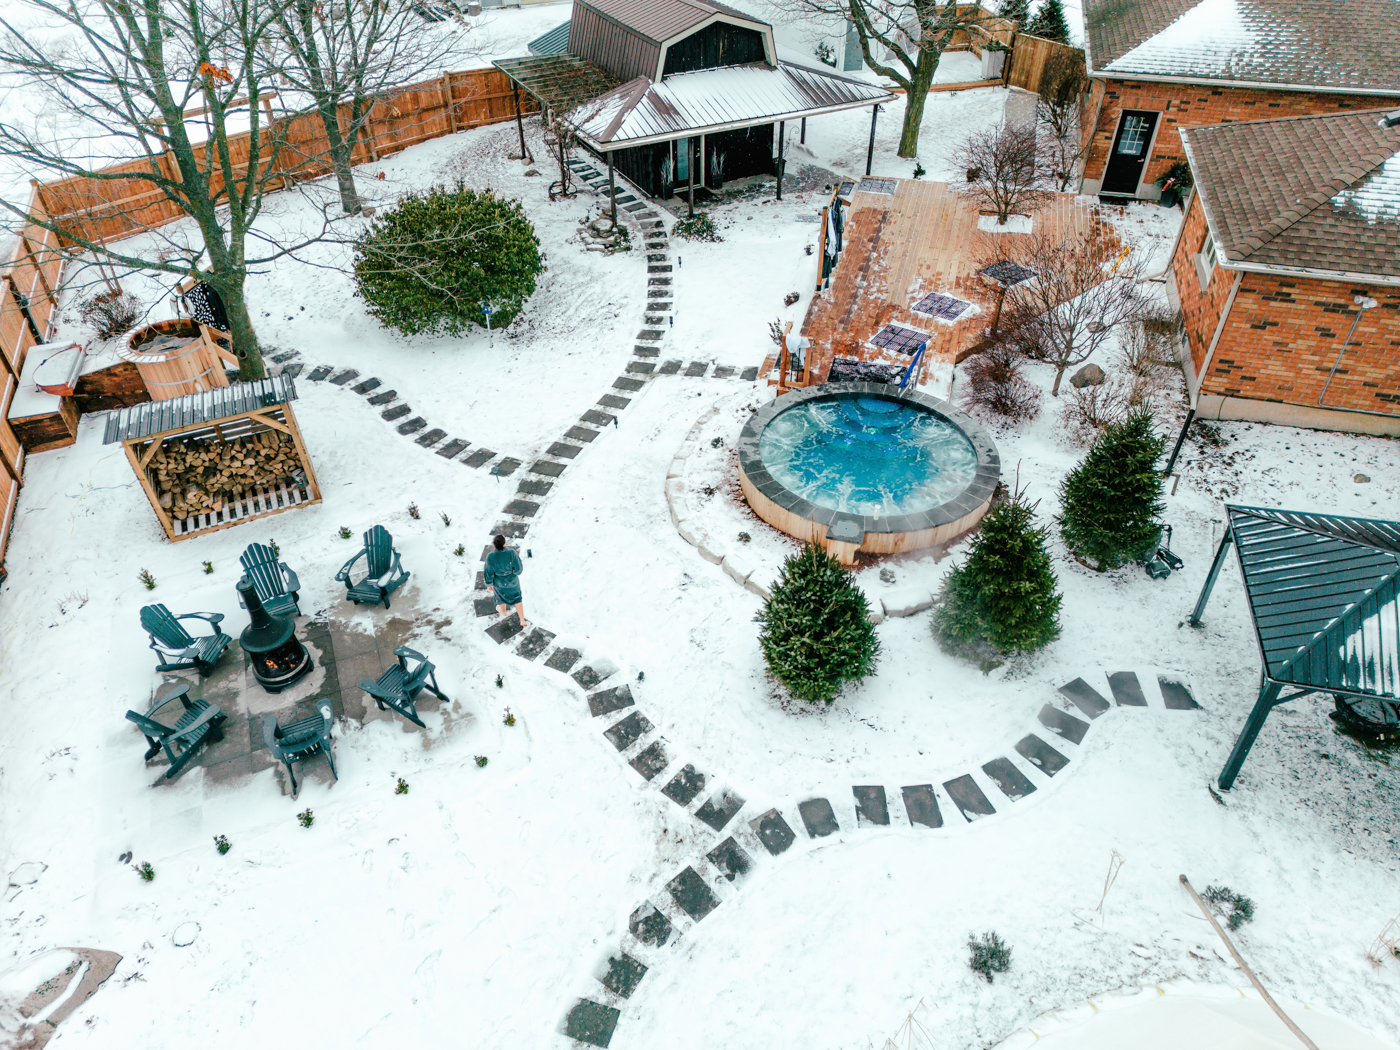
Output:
[687, 139, 695, 218]
[1218, 679, 1286, 790]
[866, 104, 879, 176]
[1188, 526, 1235, 626]
[800, 117, 806, 144]
[607, 151, 617, 224]
[775, 121, 784, 201]
[513, 85, 528, 161]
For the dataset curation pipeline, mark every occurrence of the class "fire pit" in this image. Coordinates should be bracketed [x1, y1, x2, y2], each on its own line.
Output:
[237, 578, 311, 693]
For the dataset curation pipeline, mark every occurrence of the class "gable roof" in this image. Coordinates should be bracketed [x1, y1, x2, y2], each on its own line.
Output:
[1082, 0, 1400, 94]
[528, 20, 571, 56]
[1181, 109, 1400, 283]
[580, 0, 767, 44]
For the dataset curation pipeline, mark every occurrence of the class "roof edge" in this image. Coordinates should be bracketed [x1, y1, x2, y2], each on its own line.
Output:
[1087, 68, 1400, 98]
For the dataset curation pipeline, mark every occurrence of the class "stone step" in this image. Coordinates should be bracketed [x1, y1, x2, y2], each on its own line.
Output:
[436, 438, 469, 459]
[1058, 677, 1110, 718]
[666, 866, 719, 922]
[503, 499, 540, 517]
[661, 764, 706, 806]
[329, 368, 360, 386]
[485, 615, 525, 644]
[397, 417, 427, 435]
[634, 346, 660, 358]
[852, 785, 890, 827]
[1158, 676, 1201, 710]
[646, 253, 668, 263]
[647, 276, 672, 286]
[381, 404, 411, 422]
[517, 479, 553, 496]
[706, 836, 753, 883]
[685, 361, 708, 377]
[648, 265, 673, 275]
[695, 788, 744, 832]
[598, 394, 631, 409]
[712, 365, 734, 379]
[749, 807, 795, 855]
[798, 797, 839, 838]
[462, 448, 495, 468]
[564, 426, 598, 443]
[942, 774, 995, 821]
[351, 377, 381, 395]
[1037, 704, 1089, 744]
[580, 409, 615, 426]
[492, 521, 528, 538]
[414, 427, 446, 446]
[982, 757, 1036, 801]
[546, 441, 582, 459]
[1015, 734, 1070, 776]
[658, 360, 682, 375]
[1108, 671, 1148, 707]
[629, 740, 669, 780]
[594, 687, 638, 721]
[492, 457, 521, 476]
[625, 361, 655, 375]
[280, 362, 304, 379]
[516, 627, 555, 661]
[636, 329, 664, 340]
[565, 1001, 618, 1050]
[366, 389, 397, 406]
[900, 784, 943, 828]
[530, 460, 566, 477]
[740, 366, 759, 381]
[601, 954, 649, 1000]
[544, 647, 581, 674]
[306, 365, 333, 381]
[650, 301, 672, 312]
[614, 376, 645, 391]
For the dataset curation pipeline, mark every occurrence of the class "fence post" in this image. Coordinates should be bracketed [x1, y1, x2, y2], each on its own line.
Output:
[443, 73, 458, 134]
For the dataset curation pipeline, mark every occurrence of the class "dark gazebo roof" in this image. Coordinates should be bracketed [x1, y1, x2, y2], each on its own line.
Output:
[1226, 504, 1400, 699]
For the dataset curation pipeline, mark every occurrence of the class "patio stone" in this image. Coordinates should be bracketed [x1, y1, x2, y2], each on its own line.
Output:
[629, 902, 672, 947]
[565, 426, 598, 443]
[462, 449, 495, 468]
[685, 361, 708, 376]
[982, 757, 1036, 800]
[580, 410, 615, 426]
[572, 664, 605, 690]
[565, 1001, 619, 1049]
[1108, 671, 1147, 707]
[601, 954, 648, 999]
[381, 404, 411, 421]
[517, 479, 553, 496]
[660, 764, 706, 806]
[588, 684, 634, 716]
[633, 346, 660, 358]
[613, 377, 645, 391]
[740, 366, 759, 381]
[485, 615, 524, 644]
[515, 627, 555, 660]
[1158, 676, 1201, 710]
[492, 521, 528, 539]
[666, 866, 719, 922]
[900, 784, 943, 829]
[547, 442, 582, 458]
[1015, 734, 1069, 776]
[504, 499, 540, 517]
[366, 390, 397, 405]
[798, 797, 839, 838]
[1037, 704, 1089, 744]
[414, 428, 446, 447]
[1058, 677, 1110, 718]
[603, 711, 652, 751]
[530, 460, 566, 477]
[943, 775, 996, 821]
[852, 785, 890, 826]
[597, 395, 630, 409]
[306, 365, 333, 381]
[694, 789, 744, 832]
[706, 836, 753, 883]
[473, 597, 497, 617]
[712, 365, 734, 379]
[544, 647, 582, 673]
[280, 362, 303, 378]
[750, 808, 796, 855]
[626, 362, 655, 375]
[396, 417, 427, 435]
[329, 369, 359, 385]
[351, 377, 381, 394]
[436, 439, 468, 459]
[659, 360, 681, 375]
[493, 457, 521, 476]
[628, 740, 669, 780]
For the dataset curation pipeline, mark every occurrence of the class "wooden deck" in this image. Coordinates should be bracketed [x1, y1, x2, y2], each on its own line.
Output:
[798, 180, 1112, 396]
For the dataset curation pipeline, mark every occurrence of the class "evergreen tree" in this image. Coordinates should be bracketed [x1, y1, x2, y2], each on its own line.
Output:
[756, 543, 880, 704]
[933, 490, 1061, 664]
[1058, 410, 1167, 571]
[1000, 0, 1030, 30]
[1026, 0, 1070, 42]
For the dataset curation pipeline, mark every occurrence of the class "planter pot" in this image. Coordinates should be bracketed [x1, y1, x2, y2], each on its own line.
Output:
[1159, 187, 1180, 209]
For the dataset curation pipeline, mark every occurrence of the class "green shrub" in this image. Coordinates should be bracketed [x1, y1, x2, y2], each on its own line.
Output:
[673, 213, 721, 242]
[353, 182, 543, 335]
[1203, 885, 1255, 931]
[933, 490, 1061, 665]
[968, 931, 1012, 982]
[755, 543, 880, 704]
[1058, 410, 1166, 570]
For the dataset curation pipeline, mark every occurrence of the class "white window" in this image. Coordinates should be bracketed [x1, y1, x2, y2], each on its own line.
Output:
[1196, 234, 1218, 290]
[1117, 115, 1152, 156]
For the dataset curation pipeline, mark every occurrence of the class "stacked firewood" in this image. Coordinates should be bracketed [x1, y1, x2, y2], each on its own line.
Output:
[152, 431, 301, 519]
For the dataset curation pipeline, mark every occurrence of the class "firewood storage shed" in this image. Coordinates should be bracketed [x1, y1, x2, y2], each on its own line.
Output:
[103, 375, 320, 541]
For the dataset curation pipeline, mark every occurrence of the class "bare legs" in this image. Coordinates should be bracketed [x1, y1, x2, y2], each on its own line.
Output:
[496, 602, 528, 628]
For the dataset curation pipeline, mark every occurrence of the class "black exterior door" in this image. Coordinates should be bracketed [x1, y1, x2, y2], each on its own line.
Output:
[1102, 111, 1158, 195]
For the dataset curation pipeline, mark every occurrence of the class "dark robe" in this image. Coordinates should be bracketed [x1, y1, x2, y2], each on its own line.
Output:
[484, 548, 523, 605]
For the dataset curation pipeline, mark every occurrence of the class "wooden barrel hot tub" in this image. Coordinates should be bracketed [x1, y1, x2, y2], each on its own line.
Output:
[118, 319, 236, 401]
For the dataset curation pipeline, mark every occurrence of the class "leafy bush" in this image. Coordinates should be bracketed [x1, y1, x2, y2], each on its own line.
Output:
[673, 213, 722, 242]
[1058, 411, 1166, 571]
[968, 931, 1012, 982]
[213, 835, 231, 855]
[814, 41, 836, 67]
[755, 542, 880, 704]
[135, 861, 155, 882]
[933, 490, 1061, 665]
[297, 808, 314, 828]
[353, 182, 543, 335]
[1203, 885, 1255, 931]
[962, 342, 1040, 421]
[79, 289, 141, 340]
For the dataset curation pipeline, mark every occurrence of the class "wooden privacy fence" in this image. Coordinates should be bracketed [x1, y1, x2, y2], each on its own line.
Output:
[34, 67, 538, 247]
[1005, 32, 1083, 94]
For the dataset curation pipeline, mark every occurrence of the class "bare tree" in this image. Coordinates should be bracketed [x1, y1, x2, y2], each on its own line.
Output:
[954, 121, 1045, 224]
[1001, 227, 1147, 396]
[1035, 48, 1089, 191]
[266, 1, 475, 214]
[0, 0, 337, 378]
[776, 0, 997, 157]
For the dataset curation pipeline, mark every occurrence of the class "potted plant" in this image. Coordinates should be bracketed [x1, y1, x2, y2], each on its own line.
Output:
[1154, 161, 1192, 209]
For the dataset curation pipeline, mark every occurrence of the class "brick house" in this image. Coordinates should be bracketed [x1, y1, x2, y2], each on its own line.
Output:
[1077, 0, 1400, 200]
[1167, 109, 1400, 436]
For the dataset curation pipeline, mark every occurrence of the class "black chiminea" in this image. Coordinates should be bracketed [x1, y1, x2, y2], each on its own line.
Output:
[238, 578, 311, 693]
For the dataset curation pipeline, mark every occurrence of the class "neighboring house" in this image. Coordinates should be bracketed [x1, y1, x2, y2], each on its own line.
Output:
[499, 0, 891, 200]
[1077, 0, 1400, 200]
[1168, 108, 1400, 436]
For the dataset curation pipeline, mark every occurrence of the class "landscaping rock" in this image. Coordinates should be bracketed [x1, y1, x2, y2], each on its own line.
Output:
[1070, 363, 1106, 388]
[721, 553, 757, 585]
[1355, 473, 1371, 483]
[881, 587, 933, 618]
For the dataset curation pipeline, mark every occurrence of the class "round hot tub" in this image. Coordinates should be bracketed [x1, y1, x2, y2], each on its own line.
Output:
[737, 384, 999, 561]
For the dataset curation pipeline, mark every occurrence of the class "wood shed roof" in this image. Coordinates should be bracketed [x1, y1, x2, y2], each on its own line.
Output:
[493, 54, 623, 113]
[103, 376, 298, 444]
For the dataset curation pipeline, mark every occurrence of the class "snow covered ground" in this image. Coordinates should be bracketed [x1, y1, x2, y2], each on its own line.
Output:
[3, 6, 1400, 1050]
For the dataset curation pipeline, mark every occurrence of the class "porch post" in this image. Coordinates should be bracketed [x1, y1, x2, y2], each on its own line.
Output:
[1188, 525, 1234, 627]
[800, 117, 806, 144]
[687, 138, 695, 218]
[775, 122, 784, 201]
[1218, 679, 1285, 790]
[512, 85, 528, 161]
[866, 104, 879, 177]
[607, 151, 617, 224]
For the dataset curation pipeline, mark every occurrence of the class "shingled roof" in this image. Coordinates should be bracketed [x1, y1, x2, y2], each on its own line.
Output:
[1082, 0, 1400, 93]
[1181, 109, 1400, 282]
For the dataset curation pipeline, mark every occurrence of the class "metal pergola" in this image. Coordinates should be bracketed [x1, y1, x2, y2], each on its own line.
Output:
[1190, 504, 1400, 788]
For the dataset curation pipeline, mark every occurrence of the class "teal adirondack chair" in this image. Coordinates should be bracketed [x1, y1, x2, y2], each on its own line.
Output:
[125, 682, 226, 780]
[358, 646, 448, 728]
[139, 604, 231, 677]
[262, 700, 336, 798]
[336, 525, 409, 608]
[239, 542, 301, 618]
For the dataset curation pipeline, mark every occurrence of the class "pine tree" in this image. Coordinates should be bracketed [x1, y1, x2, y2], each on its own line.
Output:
[1058, 410, 1167, 571]
[1026, 0, 1070, 42]
[932, 490, 1061, 664]
[756, 543, 881, 704]
[999, 0, 1030, 30]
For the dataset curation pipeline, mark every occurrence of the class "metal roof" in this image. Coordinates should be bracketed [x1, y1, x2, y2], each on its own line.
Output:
[579, 0, 768, 44]
[1227, 504, 1400, 699]
[102, 376, 298, 444]
[569, 60, 892, 149]
[528, 20, 571, 57]
[494, 54, 623, 113]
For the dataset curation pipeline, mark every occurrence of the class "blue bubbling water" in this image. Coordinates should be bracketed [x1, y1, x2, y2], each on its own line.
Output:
[757, 397, 978, 517]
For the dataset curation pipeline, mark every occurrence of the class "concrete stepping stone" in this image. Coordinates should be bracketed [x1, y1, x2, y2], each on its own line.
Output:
[629, 740, 669, 780]
[414, 427, 446, 446]
[366, 389, 397, 405]
[615, 195, 636, 204]
[492, 521, 528, 539]
[530, 460, 566, 477]
[685, 361, 708, 376]
[462, 448, 494, 468]
[1059, 677, 1110, 718]
[626, 203, 646, 213]
[516, 627, 555, 660]
[645, 241, 666, 250]
[750, 808, 796, 855]
[706, 836, 753, 883]
[646, 253, 668, 263]
[614, 377, 645, 391]
[588, 684, 634, 717]
[1015, 734, 1069, 776]
[900, 784, 943, 829]
[601, 953, 648, 999]
[852, 785, 890, 827]
[271, 350, 300, 363]
[638, 211, 659, 219]
[1158, 676, 1201, 710]
[648, 277, 672, 287]
[603, 711, 652, 751]
[280, 362, 304, 378]
[351, 377, 381, 394]
[565, 426, 598, 443]
[547, 441, 582, 458]
[474, 571, 487, 590]
[329, 368, 360, 385]
[397, 417, 428, 435]
[634, 345, 660, 358]
[381, 404, 411, 421]
[1108, 671, 1147, 707]
[943, 775, 996, 821]
[598, 394, 630, 409]
[572, 663, 607, 690]
[982, 757, 1036, 800]
[740, 366, 759, 381]
[695, 789, 744, 832]
[659, 360, 682, 375]
[666, 866, 719, 922]
[545, 647, 581, 673]
[637, 329, 664, 340]
[629, 902, 672, 947]
[580, 409, 615, 426]
[650, 301, 672, 311]
[565, 1000, 619, 1049]
[485, 615, 524, 644]
[798, 798, 839, 838]
[493, 457, 522, 476]
[504, 499, 540, 517]
[661, 764, 706, 806]
[1038, 704, 1090, 745]
[647, 265, 672, 274]
[473, 597, 496, 617]
[713, 365, 734, 379]
[626, 362, 656, 375]
[517, 479, 553, 496]
[306, 364, 333, 381]
[436, 438, 468, 459]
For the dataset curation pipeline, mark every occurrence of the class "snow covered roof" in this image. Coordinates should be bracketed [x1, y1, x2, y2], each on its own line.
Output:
[569, 61, 892, 149]
[579, 0, 768, 44]
[1082, 0, 1400, 94]
[1182, 109, 1400, 283]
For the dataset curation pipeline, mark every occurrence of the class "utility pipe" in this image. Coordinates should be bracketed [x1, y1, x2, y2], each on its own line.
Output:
[1318, 295, 1378, 407]
[865, 105, 879, 176]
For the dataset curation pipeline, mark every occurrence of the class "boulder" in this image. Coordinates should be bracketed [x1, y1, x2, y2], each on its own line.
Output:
[1070, 363, 1106, 388]
[882, 587, 934, 618]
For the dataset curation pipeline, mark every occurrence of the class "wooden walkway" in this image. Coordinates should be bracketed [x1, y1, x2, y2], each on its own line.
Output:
[799, 180, 1111, 395]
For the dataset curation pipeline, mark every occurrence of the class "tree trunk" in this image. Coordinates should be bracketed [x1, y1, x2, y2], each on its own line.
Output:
[1051, 364, 1066, 396]
[212, 277, 266, 381]
[896, 50, 940, 158]
[315, 101, 361, 214]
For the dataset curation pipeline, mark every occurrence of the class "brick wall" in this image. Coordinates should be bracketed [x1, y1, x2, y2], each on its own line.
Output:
[1082, 79, 1399, 194]
[1169, 192, 1235, 388]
